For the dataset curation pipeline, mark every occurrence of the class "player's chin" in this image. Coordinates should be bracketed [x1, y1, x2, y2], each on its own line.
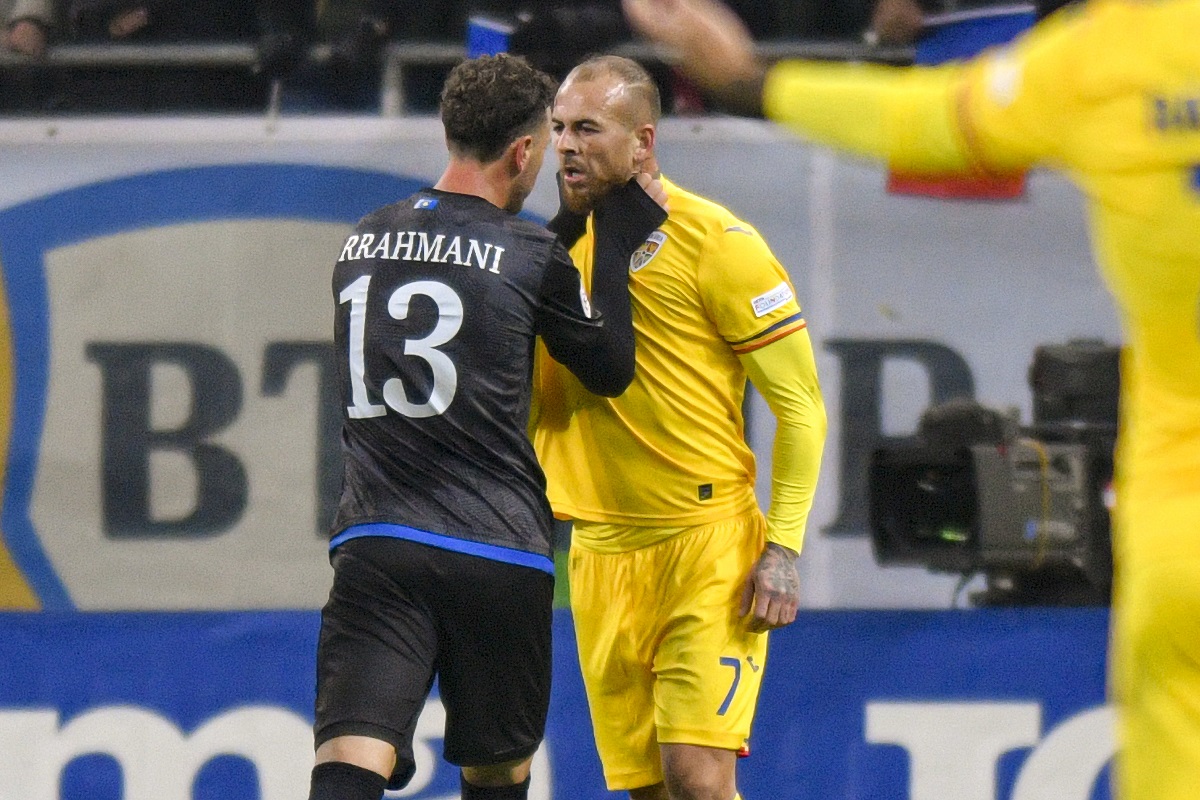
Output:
[561, 186, 596, 215]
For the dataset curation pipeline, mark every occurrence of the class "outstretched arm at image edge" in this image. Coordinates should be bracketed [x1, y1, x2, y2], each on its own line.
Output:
[764, 61, 980, 176]
[622, 0, 991, 176]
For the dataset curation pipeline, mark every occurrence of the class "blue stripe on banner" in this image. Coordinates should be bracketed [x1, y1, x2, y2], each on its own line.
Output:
[0, 608, 1112, 799]
[331, 523, 555, 575]
[1191, 165, 1200, 194]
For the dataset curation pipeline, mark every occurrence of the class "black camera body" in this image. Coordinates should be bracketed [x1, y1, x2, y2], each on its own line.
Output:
[869, 340, 1119, 606]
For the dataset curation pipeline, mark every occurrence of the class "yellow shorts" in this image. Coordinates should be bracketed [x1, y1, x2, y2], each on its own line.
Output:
[1111, 554, 1200, 800]
[569, 510, 769, 791]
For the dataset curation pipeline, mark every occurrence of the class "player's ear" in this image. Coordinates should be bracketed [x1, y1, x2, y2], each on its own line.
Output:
[512, 134, 535, 174]
[633, 123, 655, 166]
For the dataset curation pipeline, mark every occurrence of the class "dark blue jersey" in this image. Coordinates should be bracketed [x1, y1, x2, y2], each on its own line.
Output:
[330, 185, 664, 558]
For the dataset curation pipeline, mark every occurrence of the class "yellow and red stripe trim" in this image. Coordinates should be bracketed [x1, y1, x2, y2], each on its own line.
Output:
[730, 313, 807, 355]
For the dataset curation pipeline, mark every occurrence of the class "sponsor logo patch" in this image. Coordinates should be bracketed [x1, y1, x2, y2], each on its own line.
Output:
[751, 282, 794, 318]
[630, 231, 667, 272]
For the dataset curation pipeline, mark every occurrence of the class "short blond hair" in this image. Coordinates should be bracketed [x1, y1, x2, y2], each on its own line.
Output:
[565, 55, 661, 126]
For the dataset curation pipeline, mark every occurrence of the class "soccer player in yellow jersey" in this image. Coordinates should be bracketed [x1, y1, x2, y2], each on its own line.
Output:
[621, 1, 1200, 798]
[532, 55, 827, 800]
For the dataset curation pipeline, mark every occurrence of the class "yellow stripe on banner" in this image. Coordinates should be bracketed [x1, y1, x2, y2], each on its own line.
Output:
[0, 256, 40, 610]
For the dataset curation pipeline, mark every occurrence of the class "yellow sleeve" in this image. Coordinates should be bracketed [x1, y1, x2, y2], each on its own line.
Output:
[763, 60, 977, 174]
[761, 7, 1090, 175]
[957, 5, 1092, 172]
[696, 222, 807, 351]
[738, 328, 827, 553]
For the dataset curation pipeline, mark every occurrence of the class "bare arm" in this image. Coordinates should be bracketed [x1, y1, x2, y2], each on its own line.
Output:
[627, 0, 1054, 176]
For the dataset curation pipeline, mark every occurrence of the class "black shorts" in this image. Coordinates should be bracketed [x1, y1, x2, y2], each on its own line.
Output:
[313, 535, 554, 790]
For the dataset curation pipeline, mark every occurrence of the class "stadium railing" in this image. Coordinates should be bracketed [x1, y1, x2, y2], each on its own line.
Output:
[0, 39, 915, 117]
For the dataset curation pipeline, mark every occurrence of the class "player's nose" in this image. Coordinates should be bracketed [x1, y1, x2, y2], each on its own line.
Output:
[555, 129, 579, 154]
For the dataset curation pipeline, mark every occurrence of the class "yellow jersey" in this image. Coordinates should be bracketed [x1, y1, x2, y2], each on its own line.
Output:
[764, 0, 1200, 568]
[532, 177, 808, 548]
[960, 0, 1200, 569]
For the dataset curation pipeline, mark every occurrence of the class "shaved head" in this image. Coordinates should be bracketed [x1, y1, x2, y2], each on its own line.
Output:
[563, 55, 662, 129]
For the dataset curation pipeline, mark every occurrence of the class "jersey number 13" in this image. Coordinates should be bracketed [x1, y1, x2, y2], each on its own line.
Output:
[339, 275, 463, 419]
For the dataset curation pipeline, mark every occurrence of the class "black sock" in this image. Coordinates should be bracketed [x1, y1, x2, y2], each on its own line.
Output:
[460, 773, 531, 800]
[309, 761, 388, 800]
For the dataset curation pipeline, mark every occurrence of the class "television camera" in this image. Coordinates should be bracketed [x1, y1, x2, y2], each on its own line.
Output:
[869, 340, 1119, 606]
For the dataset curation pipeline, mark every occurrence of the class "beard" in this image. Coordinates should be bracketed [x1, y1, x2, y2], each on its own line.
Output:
[560, 173, 628, 215]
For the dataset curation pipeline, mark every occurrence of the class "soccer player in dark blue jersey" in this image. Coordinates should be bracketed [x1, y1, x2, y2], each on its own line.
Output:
[309, 53, 668, 800]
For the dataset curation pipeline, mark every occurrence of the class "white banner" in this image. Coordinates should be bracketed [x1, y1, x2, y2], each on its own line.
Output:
[0, 116, 1120, 610]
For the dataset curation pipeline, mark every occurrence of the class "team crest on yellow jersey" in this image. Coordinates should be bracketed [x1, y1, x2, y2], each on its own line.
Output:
[630, 231, 667, 272]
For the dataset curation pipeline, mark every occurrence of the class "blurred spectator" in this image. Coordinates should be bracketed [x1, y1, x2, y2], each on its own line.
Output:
[270, 0, 394, 113]
[867, 0, 925, 45]
[283, 1, 634, 113]
[1, 0, 61, 113]
[56, 0, 303, 112]
[20, 0, 1084, 117]
[322, 1, 519, 112]
[3, 0, 57, 57]
[780, 0, 875, 40]
[67, 0, 266, 42]
[281, 0, 806, 115]
[865, 0, 1081, 46]
[508, 1, 629, 79]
